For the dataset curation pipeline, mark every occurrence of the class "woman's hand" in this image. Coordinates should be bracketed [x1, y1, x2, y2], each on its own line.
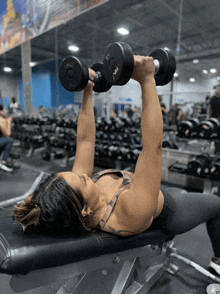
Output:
[131, 56, 155, 85]
[84, 68, 96, 93]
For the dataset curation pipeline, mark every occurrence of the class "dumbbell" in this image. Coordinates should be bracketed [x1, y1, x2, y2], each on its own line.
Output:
[188, 153, 212, 177]
[162, 140, 178, 150]
[103, 42, 176, 86]
[177, 118, 199, 138]
[59, 56, 112, 93]
[209, 157, 220, 179]
[198, 118, 220, 139]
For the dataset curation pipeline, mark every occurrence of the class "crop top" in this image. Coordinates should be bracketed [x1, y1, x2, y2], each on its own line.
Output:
[91, 169, 175, 234]
[91, 169, 133, 229]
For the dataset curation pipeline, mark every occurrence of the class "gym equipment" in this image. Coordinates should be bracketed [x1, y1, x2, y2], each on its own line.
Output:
[177, 118, 199, 138]
[103, 42, 176, 86]
[41, 151, 51, 161]
[209, 157, 220, 179]
[1, 185, 220, 294]
[198, 118, 220, 139]
[59, 56, 112, 92]
[206, 284, 220, 294]
[188, 153, 212, 177]
[162, 140, 178, 150]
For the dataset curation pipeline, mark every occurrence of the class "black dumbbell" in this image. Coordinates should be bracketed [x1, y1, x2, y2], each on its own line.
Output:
[103, 42, 176, 86]
[41, 151, 51, 161]
[209, 156, 220, 179]
[177, 118, 199, 138]
[188, 153, 212, 177]
[162, 140, 178, 150]
[59, 56, 112, 93]
[198, 118, 220, 139]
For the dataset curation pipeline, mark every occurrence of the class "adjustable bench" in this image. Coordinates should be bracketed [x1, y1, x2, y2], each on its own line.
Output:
[0, 177, 219, 294]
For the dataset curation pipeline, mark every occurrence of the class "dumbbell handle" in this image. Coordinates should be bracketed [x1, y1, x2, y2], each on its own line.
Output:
[90, 71, 102, 83]
[154, 59, 160, 75]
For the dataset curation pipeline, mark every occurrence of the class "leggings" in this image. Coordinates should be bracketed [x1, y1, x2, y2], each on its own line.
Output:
[151, 187, 220, 258]
[0, 137, 13, 161]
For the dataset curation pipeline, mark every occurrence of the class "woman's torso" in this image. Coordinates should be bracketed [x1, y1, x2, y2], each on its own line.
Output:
[91, 169, 164, 235]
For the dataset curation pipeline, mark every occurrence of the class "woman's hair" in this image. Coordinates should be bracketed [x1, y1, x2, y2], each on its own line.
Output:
[13, 173, 93, 236]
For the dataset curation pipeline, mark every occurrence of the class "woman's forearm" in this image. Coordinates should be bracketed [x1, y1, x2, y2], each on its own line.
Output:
[76, 87, 95, 143]
[141, 77, 163, 150]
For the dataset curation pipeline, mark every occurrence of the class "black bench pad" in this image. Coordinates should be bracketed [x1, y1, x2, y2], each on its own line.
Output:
[0, 206, 168, 275]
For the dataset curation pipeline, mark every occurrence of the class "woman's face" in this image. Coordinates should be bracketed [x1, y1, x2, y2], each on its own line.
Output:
[57, 172, 98, 205]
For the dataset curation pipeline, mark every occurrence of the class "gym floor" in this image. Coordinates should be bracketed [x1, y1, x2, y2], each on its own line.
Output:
[0, 148, 216, 294]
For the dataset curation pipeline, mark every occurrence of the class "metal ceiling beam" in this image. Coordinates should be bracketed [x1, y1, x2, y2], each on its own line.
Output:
[156, 0, 180, 18]
[178, 47, 220, 62]
[31, 46, 55, 58]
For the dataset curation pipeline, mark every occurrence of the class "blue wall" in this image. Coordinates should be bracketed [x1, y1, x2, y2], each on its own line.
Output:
[19, 61, 75, 111]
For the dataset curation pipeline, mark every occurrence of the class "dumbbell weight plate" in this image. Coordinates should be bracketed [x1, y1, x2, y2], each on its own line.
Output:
[149, 49, 176, 86]
[59, 56, 89, 92]
[208, 118, 220, 130]
[103, 42, 134, 85]
[91, 62, 112, 93]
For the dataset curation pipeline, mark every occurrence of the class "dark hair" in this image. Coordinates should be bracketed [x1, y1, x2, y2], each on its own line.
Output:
[13, 174, 93, 236]
[0, 105, 3, 111]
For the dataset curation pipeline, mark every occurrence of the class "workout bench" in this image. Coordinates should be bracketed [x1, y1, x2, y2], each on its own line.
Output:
[0, 176, 220, 293]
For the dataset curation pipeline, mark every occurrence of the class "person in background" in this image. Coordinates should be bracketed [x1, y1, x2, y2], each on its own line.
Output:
[126, 105, 134, 119]
[0, 105, 14, 172]
[8, 97, 21, 115]
[133, 105, 141, 120]
[181, 102, 194, 120]
[206, 85, 220, 155]
[207, 85, 220, 119]
[110, 109, 118, 118]
[169, 103, 182, 128]
[158, 96, 168, 123]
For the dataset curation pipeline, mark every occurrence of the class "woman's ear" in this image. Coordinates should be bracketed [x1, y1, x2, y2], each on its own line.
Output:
[81, 206, 93, 217]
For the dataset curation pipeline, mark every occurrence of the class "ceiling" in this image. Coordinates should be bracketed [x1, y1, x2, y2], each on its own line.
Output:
[1, 0, 220, 82]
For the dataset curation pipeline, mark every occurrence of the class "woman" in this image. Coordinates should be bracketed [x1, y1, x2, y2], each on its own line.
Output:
[0, 105, 14, 172]
[13, 56, 220, 276]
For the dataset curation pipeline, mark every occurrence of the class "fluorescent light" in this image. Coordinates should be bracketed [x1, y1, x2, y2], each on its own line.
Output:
[203, 70, 208, 74]
[29, 62, 37, 67]
[174, 72, 179, 77]
[189, 78, 195, 82]
[68, 45, 79, 52]
[117, 27, 129, 35]
[193, 59, 199, 63]
[210, 68, 217, 73]
[3, 67, 12, 72]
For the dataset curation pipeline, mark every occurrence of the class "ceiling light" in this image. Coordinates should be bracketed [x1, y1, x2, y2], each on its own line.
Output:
[117, 27, 129, 35]
[189, 78, 195, 82]
[29, 62, 37, 67]
[203, 70, 208, 74]
[174, 72, 179, 77]
[68, 45, 79, 52]
[193, 59, 199, 63]
[3, 67, 12, 72]
[210, 68, 217, 73]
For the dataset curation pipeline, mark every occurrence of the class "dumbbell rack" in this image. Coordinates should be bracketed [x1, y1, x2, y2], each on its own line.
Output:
[168, 155, 220, 195]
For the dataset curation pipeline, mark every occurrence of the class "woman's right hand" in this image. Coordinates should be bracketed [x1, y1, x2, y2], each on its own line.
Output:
[131, 55, 155, 85]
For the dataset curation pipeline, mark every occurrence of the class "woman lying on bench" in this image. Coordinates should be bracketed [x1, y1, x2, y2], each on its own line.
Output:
[13, 56, 220, 276]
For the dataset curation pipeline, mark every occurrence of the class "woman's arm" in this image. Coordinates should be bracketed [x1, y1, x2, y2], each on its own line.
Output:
[120, 56, 163, 231]
[72, 69, 96, 177]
